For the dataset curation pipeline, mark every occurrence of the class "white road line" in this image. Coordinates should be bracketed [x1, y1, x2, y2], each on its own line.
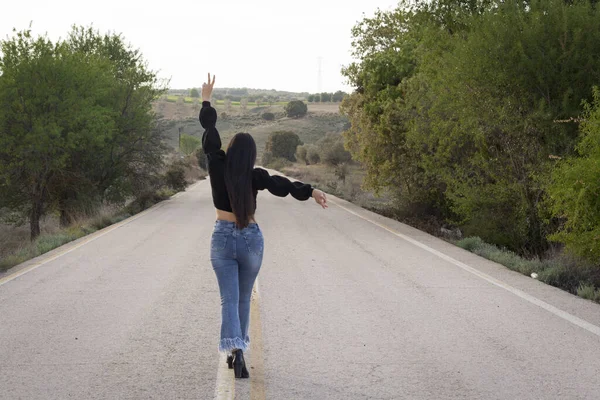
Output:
[330, 198, 600, 338]
[0, 201, 167, 287]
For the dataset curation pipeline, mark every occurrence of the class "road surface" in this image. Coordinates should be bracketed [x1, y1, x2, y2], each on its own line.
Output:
[1, 176, 599, 399]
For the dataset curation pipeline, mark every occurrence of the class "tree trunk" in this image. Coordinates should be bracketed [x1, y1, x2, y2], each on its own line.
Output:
[58, 190, 76, 228]
[30, 198, 42, 241]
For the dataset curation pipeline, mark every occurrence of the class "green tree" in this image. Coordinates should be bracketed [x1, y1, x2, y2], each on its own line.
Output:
[320, 92, 332, 102]
[547, 87, 600, 262]
[0, 27, 166, 238]
[65, 26, 167, 217]
[0, 30, 115, 239]
[190, 88, 200, 98]
[342, 0, 600, 254]
[307, 94, 315, 102]
[180, 134, 201, 156]
[264, 131, 302, 161]
[284, 100, 308, 118]
[332, 91, 347, 102]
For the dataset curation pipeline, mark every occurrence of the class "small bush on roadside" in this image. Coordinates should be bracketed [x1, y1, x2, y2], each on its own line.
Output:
[284, 100, 308, 118]
[262, 112, 275, 121]
[334, 163, 349, 182]
[126, 190, 171, 215]
[577, 284, 600, 303]
[265, 157, 292, 171]
[165, 163, 188, 192]
[264, 131, 302, 161]
[296, 145, 308, 165]
[307, 146, 321, 164]
[317, 133, 352, 166]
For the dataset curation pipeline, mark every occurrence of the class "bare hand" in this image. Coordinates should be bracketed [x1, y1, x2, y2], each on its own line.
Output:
[202, 73, 216, 102]
[312, 189, 328, 209]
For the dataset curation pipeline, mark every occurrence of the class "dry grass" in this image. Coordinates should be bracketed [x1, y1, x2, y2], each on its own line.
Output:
[280, 163, 392, 211]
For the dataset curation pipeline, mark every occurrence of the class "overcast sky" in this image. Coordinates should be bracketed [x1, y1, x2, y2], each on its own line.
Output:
[1, 0, 399, 93]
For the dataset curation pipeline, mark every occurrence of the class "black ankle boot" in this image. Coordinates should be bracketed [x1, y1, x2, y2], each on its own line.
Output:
[226, 355, 233, 369]
[232, 349, 249, 379]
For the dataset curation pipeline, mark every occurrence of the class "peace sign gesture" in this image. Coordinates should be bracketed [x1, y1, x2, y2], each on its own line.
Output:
[202, 73, 216, 102]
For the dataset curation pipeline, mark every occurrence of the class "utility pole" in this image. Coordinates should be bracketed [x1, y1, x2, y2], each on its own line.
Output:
[178, 126, 183, 152]
[317, 56, 323, 94]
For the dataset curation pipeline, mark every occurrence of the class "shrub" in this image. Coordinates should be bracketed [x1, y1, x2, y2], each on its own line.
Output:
[547, 87, 600, 263]
[317, 133, 352, 166]
[262, 112, 275, 121]
[126, 190, 171, 215]
[296, 145, 308, 165]
[267, 157, 292, 171]
[334, 163, 350, 182]
[284, 100, 308, 118]
[165, 163, 188, 191]
[180, 134, 201, 156]
[307, 146, 321, 164]
[264, 131, 302, 161]
[261, 151, 274, 166]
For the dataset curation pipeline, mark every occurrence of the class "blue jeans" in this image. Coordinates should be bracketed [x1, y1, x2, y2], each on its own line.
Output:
[210, 220, 264, 353]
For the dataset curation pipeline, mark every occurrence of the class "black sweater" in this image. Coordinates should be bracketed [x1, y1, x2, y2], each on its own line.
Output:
[199, 101, 314, 213]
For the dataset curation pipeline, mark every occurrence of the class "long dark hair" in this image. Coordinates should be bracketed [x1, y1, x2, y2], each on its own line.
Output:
[225, 133, 257, 228]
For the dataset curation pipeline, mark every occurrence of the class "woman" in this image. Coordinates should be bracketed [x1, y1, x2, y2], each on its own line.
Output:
[200, 74, 328, 379]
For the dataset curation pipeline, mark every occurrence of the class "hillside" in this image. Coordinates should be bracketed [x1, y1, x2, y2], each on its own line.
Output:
[153, 99, 348, 158]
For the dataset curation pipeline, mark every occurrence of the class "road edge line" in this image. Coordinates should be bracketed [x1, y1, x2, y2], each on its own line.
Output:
[329, 197, 600, 338]
[0, 180, 205, 287]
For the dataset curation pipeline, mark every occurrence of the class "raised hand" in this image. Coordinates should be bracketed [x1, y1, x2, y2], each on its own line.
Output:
[202, 73, 216, 102]
[312, 189, 328, 209]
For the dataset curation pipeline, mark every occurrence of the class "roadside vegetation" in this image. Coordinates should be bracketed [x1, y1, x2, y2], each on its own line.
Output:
[0, 27, 206, 272]
[335, 0, 600, 303]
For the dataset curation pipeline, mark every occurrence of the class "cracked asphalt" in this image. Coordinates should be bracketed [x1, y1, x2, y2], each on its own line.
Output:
[1, 178, 600, 399]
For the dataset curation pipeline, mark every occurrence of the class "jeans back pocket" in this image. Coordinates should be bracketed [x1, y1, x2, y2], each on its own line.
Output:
[211, 232, 228, 252]
[243, 231, 264, 256]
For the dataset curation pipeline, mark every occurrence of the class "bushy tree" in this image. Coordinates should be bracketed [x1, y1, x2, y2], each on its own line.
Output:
[307, 146, 321, 164]
[320, 92, 332, 102]
[264, 131, 302, 161]
[262, 112, 275, 121]
[284, 100, 308, 118]
[190, 88, 200, 98]
[342, 0, 600, 254]
[180, 134, 201, 156]
[0, 27, 166, 238]
[547, 87, 600, 263]
[332, 91, 347, 102]
[307, 94, 315, 102]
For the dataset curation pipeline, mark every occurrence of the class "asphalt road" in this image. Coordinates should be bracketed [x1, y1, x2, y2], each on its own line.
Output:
[1, 177, 599, 400]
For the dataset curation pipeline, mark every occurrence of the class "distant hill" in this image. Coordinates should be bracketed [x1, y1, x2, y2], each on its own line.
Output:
[168, 87, 310, 102]
[153, 100, 348, 157]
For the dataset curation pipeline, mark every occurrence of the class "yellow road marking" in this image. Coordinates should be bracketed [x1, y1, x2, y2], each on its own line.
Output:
[250, 280, 266, 400]
[329, 196, 600, 338]
[213, 353, 235, 400]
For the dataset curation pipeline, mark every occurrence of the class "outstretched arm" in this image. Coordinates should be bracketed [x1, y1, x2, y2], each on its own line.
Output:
[253, 168, 328, 209]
